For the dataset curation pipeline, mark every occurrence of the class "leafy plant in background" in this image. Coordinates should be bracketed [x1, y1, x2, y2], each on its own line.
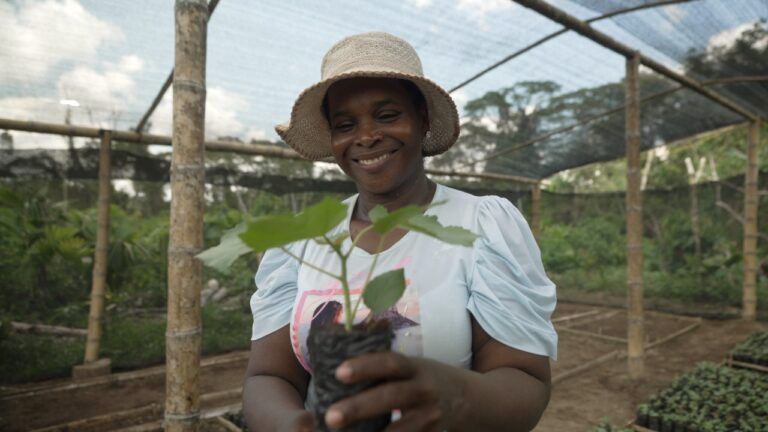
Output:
[199, 197, 477, 331]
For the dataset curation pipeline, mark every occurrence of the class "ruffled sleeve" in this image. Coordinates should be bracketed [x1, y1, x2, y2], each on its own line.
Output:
[467, 196, 558, 359]
[250, 242, 303, 341]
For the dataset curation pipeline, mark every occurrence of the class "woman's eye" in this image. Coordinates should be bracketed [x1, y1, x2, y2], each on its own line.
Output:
[377, 111, 400, 121]
[333, 122, 354, 131]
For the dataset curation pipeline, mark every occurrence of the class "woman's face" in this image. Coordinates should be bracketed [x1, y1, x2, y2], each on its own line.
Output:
[325, 77, 428, 196]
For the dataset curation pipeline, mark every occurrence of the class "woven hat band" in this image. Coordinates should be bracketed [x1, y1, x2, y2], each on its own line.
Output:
[321, 33, 424, 79]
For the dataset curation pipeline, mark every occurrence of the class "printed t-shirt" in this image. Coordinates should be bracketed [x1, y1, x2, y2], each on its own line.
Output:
[250, 183, 558, 372]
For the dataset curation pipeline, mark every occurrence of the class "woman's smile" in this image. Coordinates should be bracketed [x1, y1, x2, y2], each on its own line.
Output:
[352, 148, 399, 170]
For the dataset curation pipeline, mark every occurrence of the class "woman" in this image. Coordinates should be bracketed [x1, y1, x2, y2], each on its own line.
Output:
[243, 32, 557, 432]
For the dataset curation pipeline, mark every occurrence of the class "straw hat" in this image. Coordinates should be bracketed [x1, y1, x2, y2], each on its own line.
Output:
[275, 32, 460, 160]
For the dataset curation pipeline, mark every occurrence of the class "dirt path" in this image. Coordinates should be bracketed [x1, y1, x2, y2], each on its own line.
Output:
[1, 303, 764, 431]
[0, 353, 249, 431]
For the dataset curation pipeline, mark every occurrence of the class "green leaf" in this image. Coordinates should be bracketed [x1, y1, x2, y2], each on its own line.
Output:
[362, 269, 406, 314]
[401, 213, 478, 246]
[196, 223, 251, 273]
[239, 197, 347, 252]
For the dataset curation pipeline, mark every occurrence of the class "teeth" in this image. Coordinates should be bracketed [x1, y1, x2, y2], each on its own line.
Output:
[358, 153, 390, 166]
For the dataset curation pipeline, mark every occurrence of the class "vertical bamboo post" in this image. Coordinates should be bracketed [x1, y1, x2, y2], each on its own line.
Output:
[166, 1, 207, 430]
[742, 121, 760, 321]
[83, 130, 112, 364]
[531, 181, 542, 240]
[625, 54, 645, 378]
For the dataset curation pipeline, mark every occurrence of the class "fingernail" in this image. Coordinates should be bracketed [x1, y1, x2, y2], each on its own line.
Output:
[326, 409, 343, 426]
[336, 364, 352, 381]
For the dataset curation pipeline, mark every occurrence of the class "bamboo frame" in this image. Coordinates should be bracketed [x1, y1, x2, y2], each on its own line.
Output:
[83, 130, 112, 364]
[558, 327, 628, 344]
[11, 321, 87, 337]
[0, 118, 539, 185]
[551, 349, 624, 385]
[531, 181, 542, 239]
[626, 54, 645, 378]
[511, 0, 758, 122]
[165, 1, 208, 430]
[742, 121, 760, 320]
[449, 0, 694, 93]
[1, 351, 249, 401]
[550, 309, 600, 324]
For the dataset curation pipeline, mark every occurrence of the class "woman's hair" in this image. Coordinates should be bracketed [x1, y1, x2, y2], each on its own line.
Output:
[321, 78, 427, 122]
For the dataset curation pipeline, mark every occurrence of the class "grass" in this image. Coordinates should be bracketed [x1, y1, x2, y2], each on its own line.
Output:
[0, 305, 252, 385]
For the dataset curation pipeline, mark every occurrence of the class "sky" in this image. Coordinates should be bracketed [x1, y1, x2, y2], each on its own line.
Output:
[0, 0, 764, 152]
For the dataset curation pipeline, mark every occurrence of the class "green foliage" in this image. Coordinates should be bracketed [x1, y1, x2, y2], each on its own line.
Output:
[589, 418, 633, 432]
[197, 223, 251, 274]
[238, 197, 348, 252]
[362, 269, 406, 315]
[0, 305, 251, 384]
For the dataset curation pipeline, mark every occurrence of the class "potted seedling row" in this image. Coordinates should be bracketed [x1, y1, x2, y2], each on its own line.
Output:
[634, 362, 768, 432]
[730, 331, 768, 368]
[199, 198, 476, 431]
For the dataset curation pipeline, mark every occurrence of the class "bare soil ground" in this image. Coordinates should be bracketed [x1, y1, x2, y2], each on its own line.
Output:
[1, 302, 765, 431]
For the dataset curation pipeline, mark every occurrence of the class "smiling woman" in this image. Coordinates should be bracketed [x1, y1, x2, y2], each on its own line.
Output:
[243, 32, 558, 432]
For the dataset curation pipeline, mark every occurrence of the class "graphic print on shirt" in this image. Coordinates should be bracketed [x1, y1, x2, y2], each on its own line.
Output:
[291, 257, 423, 373]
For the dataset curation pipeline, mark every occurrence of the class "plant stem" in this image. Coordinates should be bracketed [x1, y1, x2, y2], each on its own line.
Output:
[351, 235, 387, 319]
[323, 234, 354, 332]
[345, 224, 375, 259]
[339, 256, 353, 332]
[278, 246, 340, 280]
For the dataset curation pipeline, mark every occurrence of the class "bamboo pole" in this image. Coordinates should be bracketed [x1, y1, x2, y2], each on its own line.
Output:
[84, 130, 112, 363]
[625, 54, 645, 378]
[166, 0, 207, 430]
[531, 181, 542, 239]
[135, 0, 221, 133]
[742, 121, 760, 321]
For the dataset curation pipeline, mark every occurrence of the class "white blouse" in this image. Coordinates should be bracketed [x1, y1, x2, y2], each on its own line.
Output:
[251, 183, 558, 373]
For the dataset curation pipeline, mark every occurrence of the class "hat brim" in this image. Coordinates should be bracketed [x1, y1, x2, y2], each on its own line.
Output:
[276, 70, 460, 161]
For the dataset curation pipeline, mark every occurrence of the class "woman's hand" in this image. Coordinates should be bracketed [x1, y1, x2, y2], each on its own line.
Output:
[324, 352, 466, 432]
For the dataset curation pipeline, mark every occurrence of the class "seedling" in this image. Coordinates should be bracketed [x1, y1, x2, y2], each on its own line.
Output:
[198, 197, 477, 332]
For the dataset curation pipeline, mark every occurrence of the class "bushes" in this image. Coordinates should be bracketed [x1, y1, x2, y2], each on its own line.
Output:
[538, 187, 767, 308]
[0, 305, 251, 384]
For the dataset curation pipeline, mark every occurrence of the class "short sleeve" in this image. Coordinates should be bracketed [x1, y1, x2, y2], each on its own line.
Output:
[466, 196, 558, 359]
[250, 242, 303, 341]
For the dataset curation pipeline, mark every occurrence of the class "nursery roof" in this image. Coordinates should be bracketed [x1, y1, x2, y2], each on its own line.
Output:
[0, 0, 766, 181]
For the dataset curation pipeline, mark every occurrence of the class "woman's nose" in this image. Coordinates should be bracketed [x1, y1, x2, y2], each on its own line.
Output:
[355, 121, 381, 147]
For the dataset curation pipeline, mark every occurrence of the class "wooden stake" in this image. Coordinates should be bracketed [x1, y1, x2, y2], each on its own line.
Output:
[625, 54, 645, 378]
[531, 181, 542, 239]
[166, 1, 207, 430]
[685, 156, 706, 257]
[84, 130, 112, 363]
[742, 121, 760, 321]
